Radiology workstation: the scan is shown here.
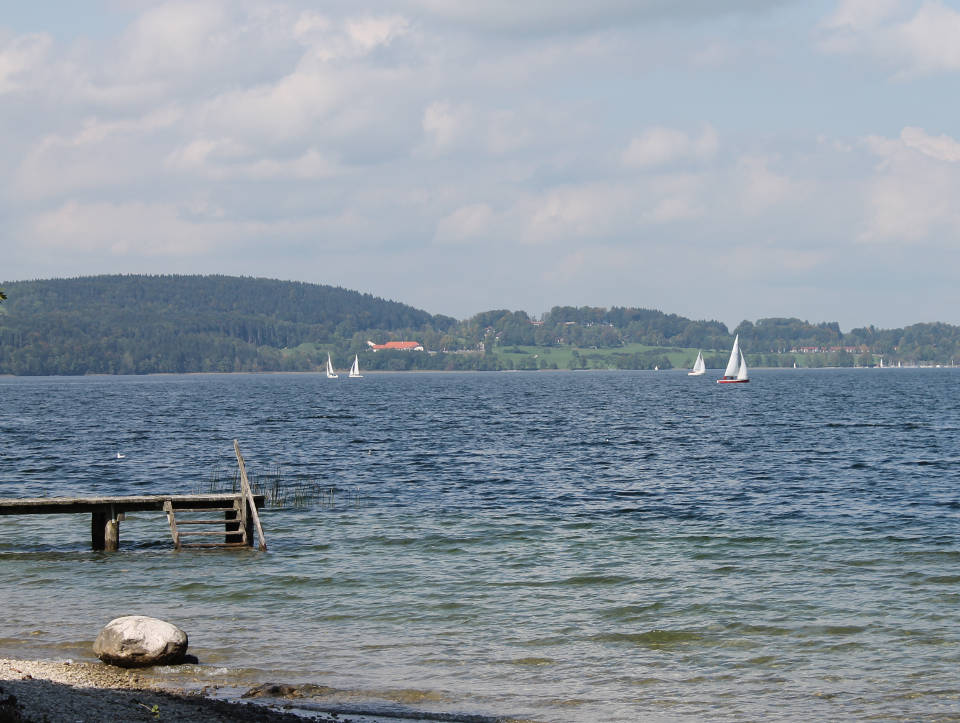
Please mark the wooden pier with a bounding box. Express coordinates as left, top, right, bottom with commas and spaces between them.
0, 441, 267, 552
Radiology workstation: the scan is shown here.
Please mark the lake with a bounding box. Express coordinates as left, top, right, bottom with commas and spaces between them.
1, 369, 958, 721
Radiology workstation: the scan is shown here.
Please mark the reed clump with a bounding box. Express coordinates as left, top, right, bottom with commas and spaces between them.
196, 465, 361, 509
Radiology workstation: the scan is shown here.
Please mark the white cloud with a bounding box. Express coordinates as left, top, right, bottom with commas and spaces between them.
434, 203, 496, 244
732, 155, 802, 213
294, 11, 410, 62
820, 0, 960, 75
622, 125, 718, 168
346, 15, 411, 53
22, 198, 367, 258
13, 109, 182, 200
421, 101, 533, 156
900, 126, 960, 162
422, 101, 469, 150
118, 1, 229, 79
519, 184, 635, 244
893, 1, 960, 73
859, 127, 960, 244
822, 0, 904, 31
27, 200, 226, 255
0, 32, 51, 94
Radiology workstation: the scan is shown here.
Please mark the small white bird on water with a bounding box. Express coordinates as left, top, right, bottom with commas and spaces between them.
116, 452, 125, 459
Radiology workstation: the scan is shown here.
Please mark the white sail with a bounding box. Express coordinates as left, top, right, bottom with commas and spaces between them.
349, 354, 363, 378
736, 350, 749, 381
326, 353, 338, 379
689, 351, 705, 375
723, 335, 740, 378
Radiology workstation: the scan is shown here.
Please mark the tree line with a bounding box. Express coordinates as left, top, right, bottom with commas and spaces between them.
0, 275, 958, 375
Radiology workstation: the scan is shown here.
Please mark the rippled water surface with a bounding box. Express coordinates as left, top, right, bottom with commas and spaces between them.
1, 369, 959, 721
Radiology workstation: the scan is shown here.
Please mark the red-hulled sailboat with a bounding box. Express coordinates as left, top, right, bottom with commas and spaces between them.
717, 334, 749, 384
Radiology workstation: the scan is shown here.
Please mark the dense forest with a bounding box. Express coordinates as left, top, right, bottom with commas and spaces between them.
0, 275, 958, 375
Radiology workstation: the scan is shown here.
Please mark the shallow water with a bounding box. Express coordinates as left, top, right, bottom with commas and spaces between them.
1, 369, 959, 721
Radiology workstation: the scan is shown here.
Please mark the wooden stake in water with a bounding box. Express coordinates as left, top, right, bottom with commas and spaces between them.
234, 440, 267, 551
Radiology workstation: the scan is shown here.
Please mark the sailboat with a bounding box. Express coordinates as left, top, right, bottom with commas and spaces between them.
688, 351, 706, 376
348, 354, 363, 378
326, 353, 338, 379
717, 335, 749, 384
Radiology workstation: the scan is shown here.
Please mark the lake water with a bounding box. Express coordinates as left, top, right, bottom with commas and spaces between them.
1, 369, 958, 721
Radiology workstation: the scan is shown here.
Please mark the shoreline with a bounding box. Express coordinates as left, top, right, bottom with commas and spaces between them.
0, 658, 513, 723
0, 658, 343, 722
2, 365, 953, 380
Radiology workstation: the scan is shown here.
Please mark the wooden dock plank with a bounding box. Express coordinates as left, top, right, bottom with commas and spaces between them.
0, 494, 265, 516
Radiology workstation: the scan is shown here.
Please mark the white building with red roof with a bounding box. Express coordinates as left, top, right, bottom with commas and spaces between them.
367, 340, 424, 351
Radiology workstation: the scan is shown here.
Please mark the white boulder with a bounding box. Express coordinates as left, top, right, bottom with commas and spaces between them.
93, 615, 188, 668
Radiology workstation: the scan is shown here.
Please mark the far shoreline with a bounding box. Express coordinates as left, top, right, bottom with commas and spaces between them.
1, 365, 954, 380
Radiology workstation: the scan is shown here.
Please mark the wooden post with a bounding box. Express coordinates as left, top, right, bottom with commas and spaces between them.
105, 504, 120, 551
234, 440, 267, 551
91, 509, 106, 550
163, 500, 181, 550
92, 505, 120, 550
244, 503, 254, 544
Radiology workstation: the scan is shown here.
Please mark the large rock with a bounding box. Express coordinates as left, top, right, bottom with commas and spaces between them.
93, 616, 188, 668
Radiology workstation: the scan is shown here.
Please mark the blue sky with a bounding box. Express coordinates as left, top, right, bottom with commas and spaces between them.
2, 0, 960, 330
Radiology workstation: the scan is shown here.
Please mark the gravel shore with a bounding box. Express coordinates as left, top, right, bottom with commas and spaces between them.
0, 658, 355, 722
0, 658, 519, 723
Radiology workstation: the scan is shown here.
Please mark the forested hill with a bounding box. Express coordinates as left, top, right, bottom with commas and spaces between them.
0, 275, 456, 375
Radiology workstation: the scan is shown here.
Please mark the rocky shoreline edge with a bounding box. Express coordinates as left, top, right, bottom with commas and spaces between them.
0, 657, 330, 722
0, 658, 521, 723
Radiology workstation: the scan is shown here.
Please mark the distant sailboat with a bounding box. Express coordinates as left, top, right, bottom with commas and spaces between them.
348, 354, 363, 378
688, 351, 706, 376
326, 353, 338, 379
717, 335, 749, 384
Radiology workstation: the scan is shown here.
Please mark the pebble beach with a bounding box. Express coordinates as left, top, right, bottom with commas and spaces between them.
0, 658, 330, 722
0, 658, 505, 723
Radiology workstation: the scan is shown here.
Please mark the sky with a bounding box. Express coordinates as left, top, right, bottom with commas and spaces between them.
2, 0, 960, 330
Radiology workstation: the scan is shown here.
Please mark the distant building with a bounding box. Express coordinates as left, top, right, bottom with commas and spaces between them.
367, 340, 424, 352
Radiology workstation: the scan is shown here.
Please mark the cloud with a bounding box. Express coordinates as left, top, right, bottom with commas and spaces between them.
433, 203, 496, 244
27, 200, 227, 255
519, 184, 637, 244
0, 32, 51, 94
900, 126, 960, 162
421, 101, 533, 156
622, 125, 718, 168
821, 0, 904, 31
733, 155, 801, 212
820, 0, 960, 76
859, 127, 960, 244
13, 109, 182, 200
119, 1, 228, 78
294, 10, 411, 61
22, 197, 371, 259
